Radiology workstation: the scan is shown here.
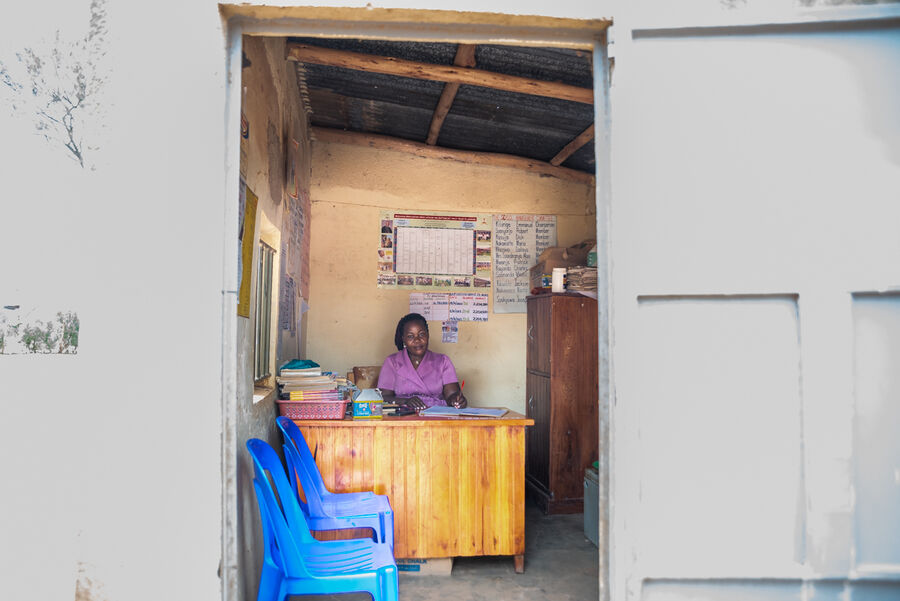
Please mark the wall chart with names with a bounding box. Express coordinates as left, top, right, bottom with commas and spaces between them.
492, 214, 557, 313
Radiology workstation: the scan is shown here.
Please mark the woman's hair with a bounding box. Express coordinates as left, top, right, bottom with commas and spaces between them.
394, 313, 428, 351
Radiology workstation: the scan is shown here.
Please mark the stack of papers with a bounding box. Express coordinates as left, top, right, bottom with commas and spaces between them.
420, 407, 507, 418
277, 373, 337, 393
565, 266, 597, 291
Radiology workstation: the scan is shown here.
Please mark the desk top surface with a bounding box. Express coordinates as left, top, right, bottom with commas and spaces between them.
291, 408, 533, 427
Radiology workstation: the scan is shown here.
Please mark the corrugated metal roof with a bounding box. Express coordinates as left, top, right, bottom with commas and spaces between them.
289, 37, 596, 174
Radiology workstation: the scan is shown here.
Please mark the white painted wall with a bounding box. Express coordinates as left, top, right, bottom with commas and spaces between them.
0, 2, 226, 600
610, 5, 900, 600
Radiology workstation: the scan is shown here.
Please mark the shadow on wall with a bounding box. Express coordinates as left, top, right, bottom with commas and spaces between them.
837, 26, 900, 167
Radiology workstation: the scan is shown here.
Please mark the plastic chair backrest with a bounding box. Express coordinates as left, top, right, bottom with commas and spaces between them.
281, 441, 329, 519
279, 439, 309, 513
252, 478, 299, 578
276, 416, 331, 501
246, 439, 318, 550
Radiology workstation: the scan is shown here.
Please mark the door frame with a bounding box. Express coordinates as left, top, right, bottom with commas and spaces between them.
220, 7, 613, 601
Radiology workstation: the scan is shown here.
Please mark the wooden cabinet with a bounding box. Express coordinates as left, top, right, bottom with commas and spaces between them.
525, 293, 598, 514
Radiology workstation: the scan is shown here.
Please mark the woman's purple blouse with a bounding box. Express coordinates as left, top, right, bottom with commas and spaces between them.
377, 349, 459, 408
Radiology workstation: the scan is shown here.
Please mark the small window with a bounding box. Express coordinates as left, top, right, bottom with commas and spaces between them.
254, 241, 275, 382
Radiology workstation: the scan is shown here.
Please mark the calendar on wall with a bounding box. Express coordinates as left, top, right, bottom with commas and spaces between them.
376, 210, 493, 290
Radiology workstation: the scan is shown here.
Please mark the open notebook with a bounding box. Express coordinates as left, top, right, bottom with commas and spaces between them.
420, 406, 507, 418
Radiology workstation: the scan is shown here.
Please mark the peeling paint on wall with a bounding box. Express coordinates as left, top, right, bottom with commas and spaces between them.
0, 304, 78, 354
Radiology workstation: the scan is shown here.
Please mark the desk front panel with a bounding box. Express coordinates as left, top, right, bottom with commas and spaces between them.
294, 415, 530, 559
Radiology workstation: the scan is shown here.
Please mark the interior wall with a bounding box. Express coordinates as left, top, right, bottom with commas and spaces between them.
306, 141, 595, 414
231, 35, 312, 601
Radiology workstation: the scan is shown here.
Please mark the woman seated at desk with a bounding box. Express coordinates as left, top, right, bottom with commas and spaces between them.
378, 312, 467, 411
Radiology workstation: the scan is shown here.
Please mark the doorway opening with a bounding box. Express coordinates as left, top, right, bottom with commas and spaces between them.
222, 7, 612, 601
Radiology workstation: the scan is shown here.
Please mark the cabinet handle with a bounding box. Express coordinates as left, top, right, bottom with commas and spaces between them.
528, 396, 533, 412
527, 325, 533, 341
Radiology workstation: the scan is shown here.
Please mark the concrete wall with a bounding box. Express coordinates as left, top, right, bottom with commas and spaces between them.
229, 35, 312, 601
306, 140, 595, 414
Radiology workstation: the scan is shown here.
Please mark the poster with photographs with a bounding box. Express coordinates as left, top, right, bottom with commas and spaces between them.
377, 211, 493, 290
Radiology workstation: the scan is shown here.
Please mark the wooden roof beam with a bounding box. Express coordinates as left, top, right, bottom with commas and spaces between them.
286, 42, 593, 105
549, 124, 595, 166
426, 44, 477, 146
312, 126, 594, 185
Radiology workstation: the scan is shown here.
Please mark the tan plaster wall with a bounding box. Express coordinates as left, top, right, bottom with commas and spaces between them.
235, 35, 313, 601
307, 141, 595, 414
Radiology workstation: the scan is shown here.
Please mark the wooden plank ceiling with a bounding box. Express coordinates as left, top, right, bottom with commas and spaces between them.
287, 37, 597, 179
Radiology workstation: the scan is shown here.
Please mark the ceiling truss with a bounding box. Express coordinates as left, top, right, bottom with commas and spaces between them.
287, 41, 597, 178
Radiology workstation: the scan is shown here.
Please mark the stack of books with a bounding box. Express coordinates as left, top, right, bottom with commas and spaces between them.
565, 266, 598, 291
277, 359, 339, 398
286, 389, 343, 402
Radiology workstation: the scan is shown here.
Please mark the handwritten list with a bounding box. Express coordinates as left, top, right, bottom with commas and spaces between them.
449, 293, 489, 322
408, 292, 488, 322
492, 214, 557, 313
409, 292, 450, 321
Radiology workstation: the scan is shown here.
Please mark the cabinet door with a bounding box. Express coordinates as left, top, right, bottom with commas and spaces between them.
527, 296, 551, 374
549, 295, 596, 379
525, 370, 551, 492
549, 295, 599, 502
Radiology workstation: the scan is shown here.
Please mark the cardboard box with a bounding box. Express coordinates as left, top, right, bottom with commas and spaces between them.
396, 557, 454, 576
352, 365, 382, 389
352, 399, 382, 419
529, 239, 594, 292
352, 388, 383, 419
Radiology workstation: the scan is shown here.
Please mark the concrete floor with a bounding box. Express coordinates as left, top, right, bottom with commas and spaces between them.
293, 499, 599, 600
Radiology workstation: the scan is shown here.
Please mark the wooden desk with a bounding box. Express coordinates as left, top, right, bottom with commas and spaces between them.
292, 411, 533, 572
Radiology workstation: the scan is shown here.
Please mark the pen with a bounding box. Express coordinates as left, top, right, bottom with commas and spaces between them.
454, 381, 465, 408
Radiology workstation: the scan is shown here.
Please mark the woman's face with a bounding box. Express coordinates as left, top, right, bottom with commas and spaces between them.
402, 321, 429, 360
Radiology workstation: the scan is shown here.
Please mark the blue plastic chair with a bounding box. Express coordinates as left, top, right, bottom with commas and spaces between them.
246, 439, 399, 601
275, 416, 395, 549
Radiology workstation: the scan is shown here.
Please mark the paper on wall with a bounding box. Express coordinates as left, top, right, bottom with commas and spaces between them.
409, 293, 487, 322
449, 293, 489, 322
441, 321, 458, 343
409, 292, 450, 321
492, 214, 556, 313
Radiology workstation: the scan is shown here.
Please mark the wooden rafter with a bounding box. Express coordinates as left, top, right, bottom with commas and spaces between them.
312, 127, 594, 185
550, 124, 595, 166
286, 43, 593, 105
426, 44, 477, 146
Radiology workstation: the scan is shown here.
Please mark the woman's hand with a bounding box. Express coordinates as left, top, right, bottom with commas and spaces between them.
442, 382, 467, 408
447, 391, 467, 409
403, 396, 427, 411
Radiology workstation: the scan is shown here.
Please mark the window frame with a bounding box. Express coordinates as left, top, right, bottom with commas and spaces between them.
254, 239, 276, 383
